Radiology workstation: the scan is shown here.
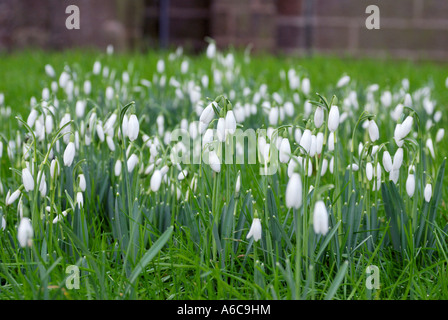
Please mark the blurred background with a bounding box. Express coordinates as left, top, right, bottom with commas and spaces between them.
0, 0, 448, 61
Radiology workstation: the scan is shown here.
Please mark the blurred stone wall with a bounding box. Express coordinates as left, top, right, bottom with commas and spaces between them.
1, 0, 448, 60
0, 0, 143, 51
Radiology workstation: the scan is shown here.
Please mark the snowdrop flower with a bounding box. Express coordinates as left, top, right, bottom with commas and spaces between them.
314, 106, 324, 128
235, 172, 241, 194
328, 105, 340, 132
105, 86, 114, 101
316, 132, 324, 155
436, 128, 445, 143
313, 200, 329, 235
50, 159, 60, 179
157, 59, 165, 73
337, 75, 350, 88
406, 172, 415, 197
63, 142, 76, 167
382, 151, 393, 172
225, 110, 237, 135
294, 128, 302, 145
368, 119, 379, 142
284, 101, 294, 117
426, 138, 435, 159
404, 93, 412, 106
22, 168, 34, 192
72, 99, 84, 118
381, 91, 392, 107
127, 154, 139, 173
285, 173, 303, 209
127, 114, 140, 142
309, 135, 317, 157
299, 129, 312, 154
328, 132, 335, 151
329, 156, 334, 174
347, 163, 359, 171
157, 115, 165, 137
389, 169, 399, 184
206, 42, 216, 59
37, 170, 46, 197
217, 118, 225, 142
76, 191, 84, 208
279, 138, 291, 163
366, 162, 373, 181
392, 148, 404, 171
246, 217, 262, 242
150, 169, 163, 192
78, 174, 86, 192
268, 107, 279, 126
434, 110, 442, 123
27, 109, 38, 128
45, 64, 56, 77
93, 61, 101, 75
301, 78, 310, 95
106, 135, 115, 151
400, 116, 413, 139
96, 123, 105, 142
1, 216, 5, 231
114, 160, 122, 177
321, 158, 328, 176
178, 170, 188, 180
84, 80, 92, 95
17, 217, 33, 248
424, 183, 432, 202
208, 150, 221, 173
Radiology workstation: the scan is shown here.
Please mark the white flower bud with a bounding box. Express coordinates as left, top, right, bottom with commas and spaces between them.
366, 162, 373, 181
368, 120, 379, 142
128, 114, 140, 142
150, 169, 163, 192
208, 150, 221, 173
17, 217, 33, 248
22, 168, 34, 192
78, 174, 86, 192
406, 173, 415, 197
279, 138, 291, 163
63, 142, 76, 167
114, 160, 122, 177
313, 200, 329, 235
285, 173, 303, 209
328, 105, 340, 132
424, 183, 432, 202
392, 148, 403, 171
383, 151, 393, 172
225, 110, 237, 134
314, 106, 324, 128
246, 218, 262, 242
299, 129, 312, 154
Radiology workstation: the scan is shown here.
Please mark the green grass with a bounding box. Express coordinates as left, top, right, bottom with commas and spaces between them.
0, 48, 447, 300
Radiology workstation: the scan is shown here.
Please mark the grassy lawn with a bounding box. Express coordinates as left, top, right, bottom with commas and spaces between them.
0, 47, 448, 300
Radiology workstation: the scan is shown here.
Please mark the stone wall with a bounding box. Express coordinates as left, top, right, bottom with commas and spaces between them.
1, 0, 448, 61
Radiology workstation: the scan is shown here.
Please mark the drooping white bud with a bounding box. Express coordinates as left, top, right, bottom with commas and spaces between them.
127, 114, 140, 142
150, 169, 163, 192
63, 142, 76, 167
22, 168, 34, 192
313, 200, 329, 235
424, 183, 432, 202
406, 173, 415, 197
382, 151, 393, 172
246, 218, 262, 242
328, 105, 340, 132
285, 173, 303, 209
17, 217, 33, 248
314, 106, 324, 129
368, 120, 379, 142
